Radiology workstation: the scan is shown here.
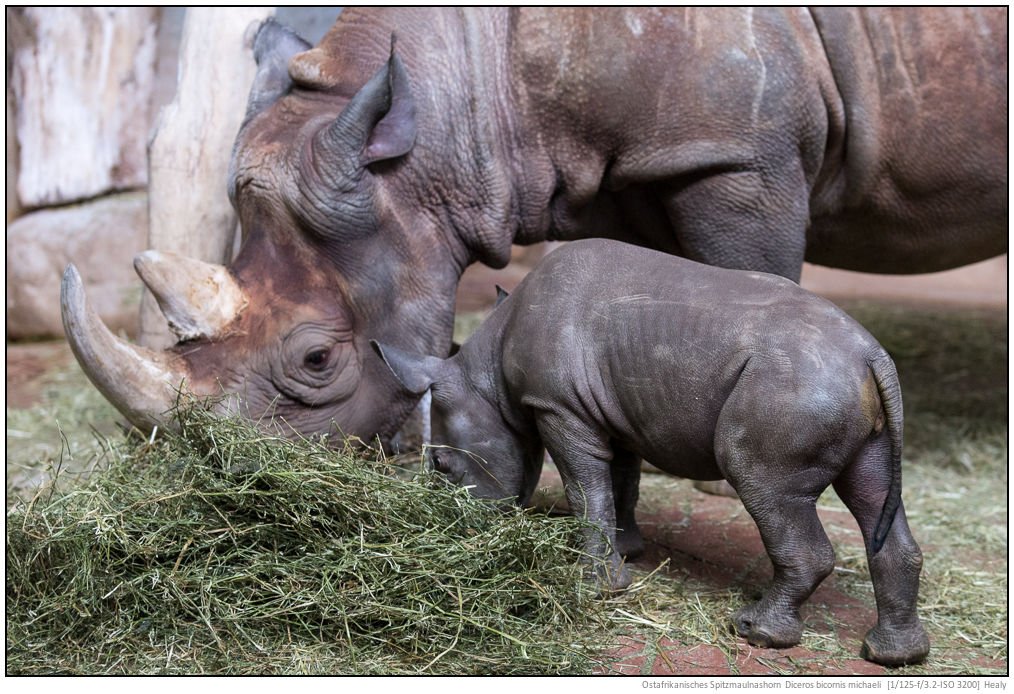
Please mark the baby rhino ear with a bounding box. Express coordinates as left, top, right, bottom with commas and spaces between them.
370, 340, 445, 396
493, 284, 510, 309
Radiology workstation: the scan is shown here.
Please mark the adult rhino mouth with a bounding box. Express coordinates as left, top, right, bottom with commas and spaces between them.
60, 251, 247, 434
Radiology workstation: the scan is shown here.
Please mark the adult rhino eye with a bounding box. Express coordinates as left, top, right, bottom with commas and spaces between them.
273, 322, 357, 403
304, 348, 330, 369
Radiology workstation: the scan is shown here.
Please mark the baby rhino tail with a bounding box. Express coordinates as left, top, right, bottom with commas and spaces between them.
867, 352, 904, 554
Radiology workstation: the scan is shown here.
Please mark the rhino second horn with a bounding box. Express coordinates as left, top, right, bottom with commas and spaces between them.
61, 263, 189, 434
133, 251, 248, 342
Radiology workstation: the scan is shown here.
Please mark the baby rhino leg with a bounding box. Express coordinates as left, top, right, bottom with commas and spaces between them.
728, 479, 835, 648
715, 363, 846, 649
833, 434, 929, 666
538, 414, 631, 592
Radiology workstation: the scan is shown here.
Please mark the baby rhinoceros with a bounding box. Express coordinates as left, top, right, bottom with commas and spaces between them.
371, 238, 929, 666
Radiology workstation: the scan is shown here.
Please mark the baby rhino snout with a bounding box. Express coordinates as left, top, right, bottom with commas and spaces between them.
425, 447, 524, 509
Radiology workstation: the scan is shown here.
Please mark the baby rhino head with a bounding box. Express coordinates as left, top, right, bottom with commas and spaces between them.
370, 340, 543, 504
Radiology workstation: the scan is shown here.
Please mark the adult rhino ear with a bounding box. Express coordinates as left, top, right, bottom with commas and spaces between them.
370, 340, 444, 396
314, 35, 417, 173
245, 19, 312, 121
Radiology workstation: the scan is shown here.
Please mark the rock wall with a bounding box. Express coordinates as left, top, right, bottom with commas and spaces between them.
6, 17, 22, 226
10, 8, 157, 208
6, 8, 160, 340
6, 193, 149, 340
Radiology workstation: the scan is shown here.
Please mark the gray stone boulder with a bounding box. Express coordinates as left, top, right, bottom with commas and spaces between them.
9, 8, 157, 208
6, 192, 148, 340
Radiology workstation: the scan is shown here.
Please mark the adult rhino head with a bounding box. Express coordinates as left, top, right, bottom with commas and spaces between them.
62, 14, 498, 445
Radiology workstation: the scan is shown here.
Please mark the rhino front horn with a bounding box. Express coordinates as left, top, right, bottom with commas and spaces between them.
134, 250, 247, 342
61, 263, 189, 434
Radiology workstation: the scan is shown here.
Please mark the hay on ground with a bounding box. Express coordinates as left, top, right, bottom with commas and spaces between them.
6, 400, 610, 675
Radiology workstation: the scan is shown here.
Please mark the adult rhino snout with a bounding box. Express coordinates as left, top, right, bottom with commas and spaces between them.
61, 263, 190, 434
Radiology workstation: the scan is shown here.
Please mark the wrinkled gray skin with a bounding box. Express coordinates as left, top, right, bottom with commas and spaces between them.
374, 239, 930, 667
62, 7, 1006, 447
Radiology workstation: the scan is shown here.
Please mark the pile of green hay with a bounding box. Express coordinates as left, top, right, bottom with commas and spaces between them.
6, 402, 609, 675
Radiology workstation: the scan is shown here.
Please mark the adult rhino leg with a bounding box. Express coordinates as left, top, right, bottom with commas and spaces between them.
832, 434, 929, 666
660, 166, 809, 282
611, 447, 644, 561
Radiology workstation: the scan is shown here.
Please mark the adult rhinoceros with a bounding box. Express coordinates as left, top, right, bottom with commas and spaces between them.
62, 7, 1007, 445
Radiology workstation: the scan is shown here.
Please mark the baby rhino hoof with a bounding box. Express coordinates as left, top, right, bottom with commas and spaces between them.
733, 605, 803, 650
861, 622, 930, 666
